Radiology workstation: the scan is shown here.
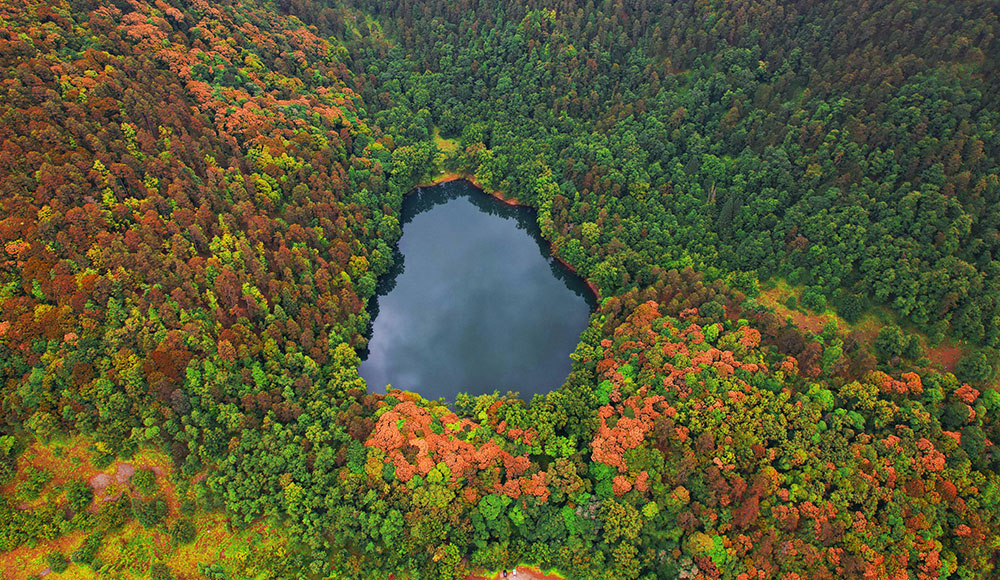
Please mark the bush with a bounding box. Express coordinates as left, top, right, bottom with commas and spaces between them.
199, 563, 229, 580
132, 498, 167, 528
132, 468, 158, 497
171, 519, 197, 544
927, 320, 948, 347
150, 562, 174, 580
95, 495, 131, 532
65, 480, 94, 513
16, 467, 52, 502
903, 336, 924, 361
46, 552, 68, 573
180, 498, 197, 516
0, 436, 21, 484
71, 534, 102, 565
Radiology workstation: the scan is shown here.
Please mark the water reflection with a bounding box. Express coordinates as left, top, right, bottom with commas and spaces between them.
359, 180, 596, 402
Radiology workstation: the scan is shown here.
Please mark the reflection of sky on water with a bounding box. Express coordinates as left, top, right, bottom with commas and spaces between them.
359, 181, 595, 402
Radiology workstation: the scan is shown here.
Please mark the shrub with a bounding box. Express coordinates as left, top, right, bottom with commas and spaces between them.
46, 552, 68, 573
0, 436, 21, 484
16, 467, 52, 502
171, 519, 197, 544
71, 534, 102, 565
65, 480, 94, 513
132, 498, 167, 528
132, 468, 158, 497
150, 562, 174, 580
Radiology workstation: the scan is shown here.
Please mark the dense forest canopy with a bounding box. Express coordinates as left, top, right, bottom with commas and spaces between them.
330, 0, 1000, 350
0, 0, 999, 578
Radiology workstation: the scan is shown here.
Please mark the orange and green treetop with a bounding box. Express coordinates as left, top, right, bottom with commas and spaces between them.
1, 0, 999, 578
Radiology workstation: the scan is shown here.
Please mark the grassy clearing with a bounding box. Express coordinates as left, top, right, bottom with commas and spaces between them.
170, 515, 285, 579
758, 279, 874, 336
1, 435, 93, 508
0, 530, 90, 580
0, 437, 286, 580
433, 126, 460, 156
758, 279, 971, 375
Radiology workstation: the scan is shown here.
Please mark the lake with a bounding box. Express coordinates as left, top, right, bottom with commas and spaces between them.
359, 180, 596, 402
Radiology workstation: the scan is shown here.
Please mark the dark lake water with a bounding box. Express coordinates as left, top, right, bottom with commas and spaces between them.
359, 180, 596, 402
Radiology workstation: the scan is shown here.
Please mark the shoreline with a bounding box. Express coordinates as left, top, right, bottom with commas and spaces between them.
410, 172, 602, 302
551, 252, 602, 303
413, 172, 526, 207
465, 565, 566, 580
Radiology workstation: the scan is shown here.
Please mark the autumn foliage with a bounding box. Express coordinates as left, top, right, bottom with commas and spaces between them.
2, 0, 1000, 578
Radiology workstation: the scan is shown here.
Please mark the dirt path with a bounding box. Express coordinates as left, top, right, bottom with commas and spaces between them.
466, 566, 564, 580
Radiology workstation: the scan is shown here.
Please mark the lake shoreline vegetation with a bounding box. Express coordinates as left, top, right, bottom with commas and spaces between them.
1, 0, 999, 579
409, 173, 604, 301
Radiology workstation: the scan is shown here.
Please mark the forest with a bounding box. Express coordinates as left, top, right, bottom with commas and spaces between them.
0, 0, 999, 578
